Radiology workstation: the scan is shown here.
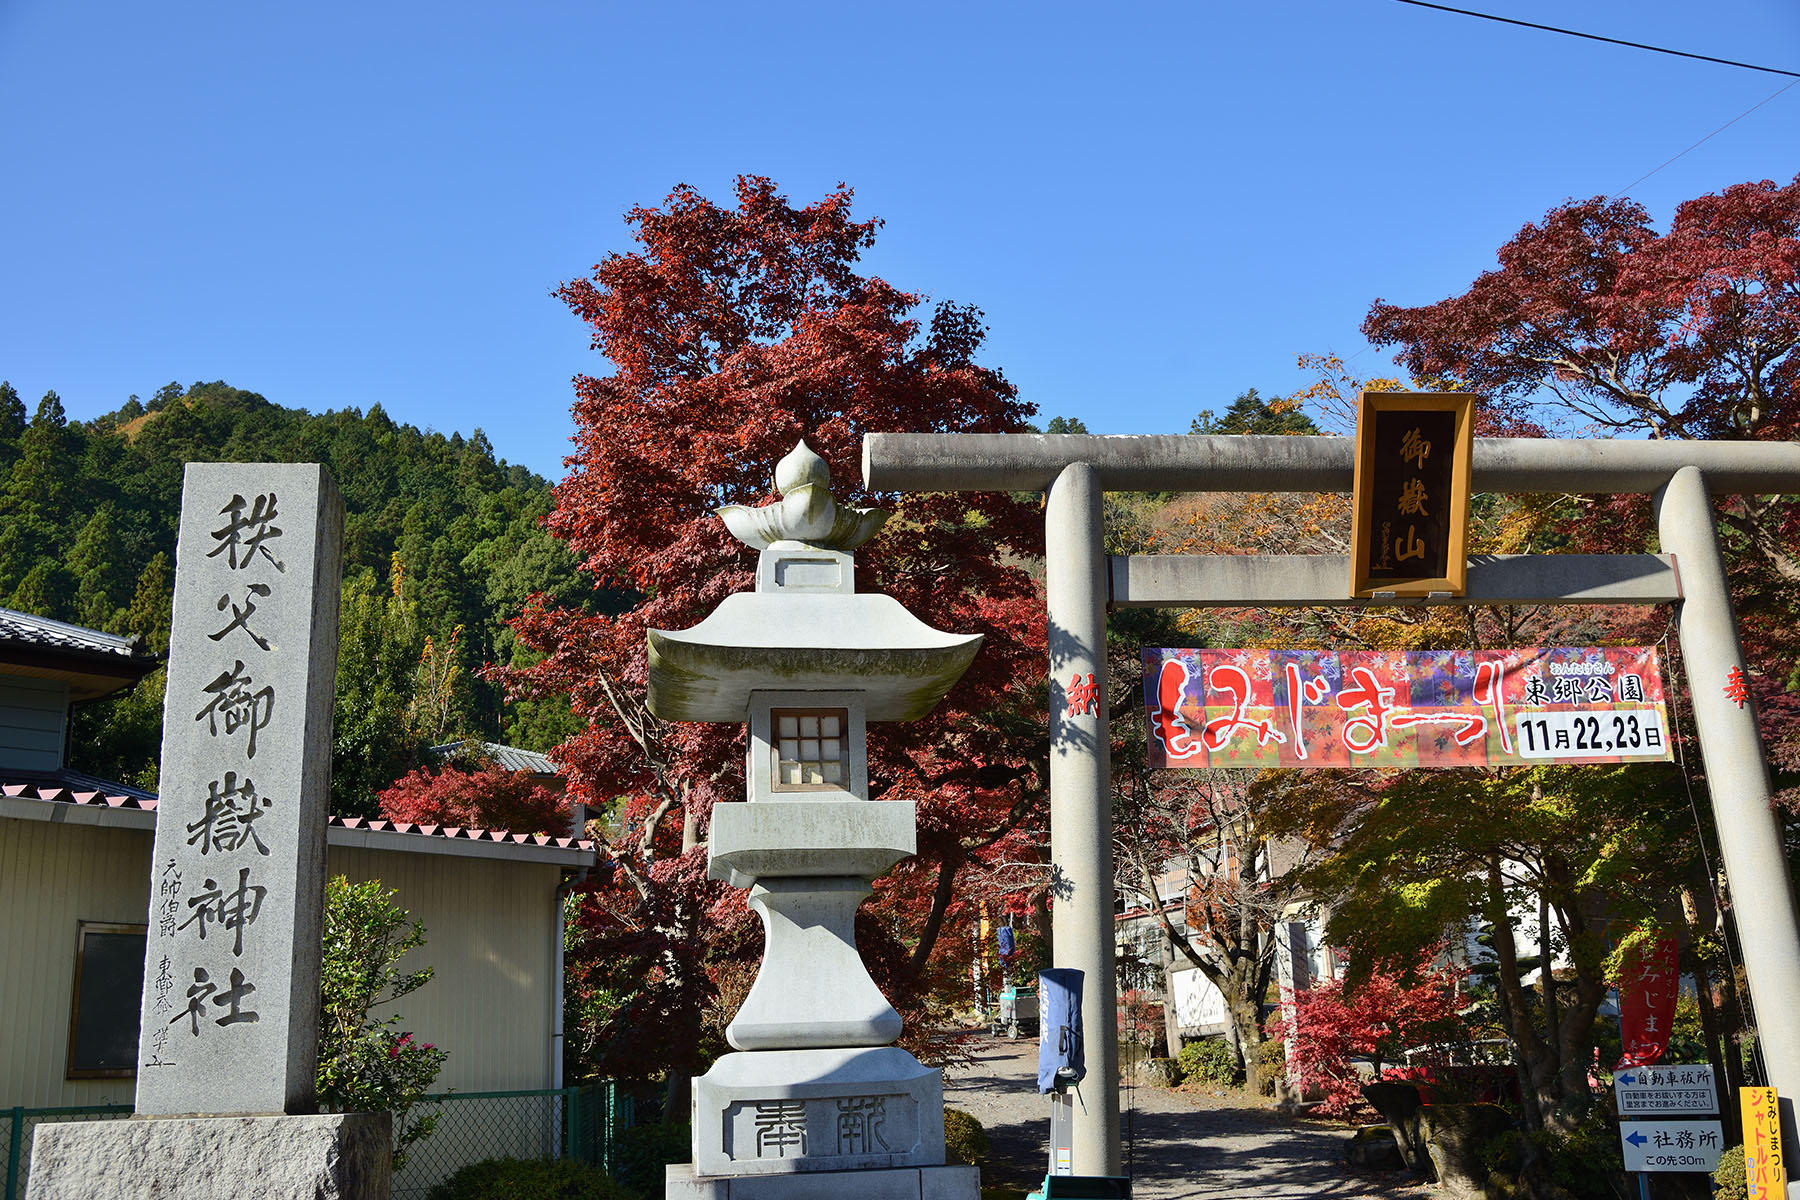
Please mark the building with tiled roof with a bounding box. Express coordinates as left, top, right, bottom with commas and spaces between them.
0, 606, 160, 776
428, 738, 562, 778
0, 606, 160, 670
0, 607, 598, 1197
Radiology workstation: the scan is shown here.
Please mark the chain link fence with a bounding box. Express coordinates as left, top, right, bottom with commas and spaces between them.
392, 1082, 632, 1198
3, 1083, 630, 1200
3, 1104, 132, 1200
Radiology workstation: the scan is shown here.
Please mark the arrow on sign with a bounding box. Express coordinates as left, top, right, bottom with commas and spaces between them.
1626, 1131, 1648, 1147
1618, 1074, 1636, 1085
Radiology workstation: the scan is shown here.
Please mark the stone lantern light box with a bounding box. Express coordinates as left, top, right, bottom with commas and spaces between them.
647, 441, 984, 1199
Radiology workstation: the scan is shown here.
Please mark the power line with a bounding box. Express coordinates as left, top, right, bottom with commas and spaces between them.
1390, 0, 1800, 78
1610, 78, 1799, 198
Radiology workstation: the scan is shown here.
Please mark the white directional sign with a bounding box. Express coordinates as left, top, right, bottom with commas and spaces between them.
1613, 1064, 1718, 1116
1619, 1120, 1726, 1172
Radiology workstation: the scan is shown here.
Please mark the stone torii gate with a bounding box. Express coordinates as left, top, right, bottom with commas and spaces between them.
865, 432, 1800, 1188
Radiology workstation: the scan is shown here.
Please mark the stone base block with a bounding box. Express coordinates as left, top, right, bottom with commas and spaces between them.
666, 1162, 979, 1199
693, 1046, 944, 1176
709, 801, 915, 887
26, 1111, 391, 1200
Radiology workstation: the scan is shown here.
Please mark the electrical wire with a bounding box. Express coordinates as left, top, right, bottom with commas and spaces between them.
1390, 0, 1800, 78
1658, 629, 1758, 1041
1390, 1, 1800, 206
1609, 79, 1800, 198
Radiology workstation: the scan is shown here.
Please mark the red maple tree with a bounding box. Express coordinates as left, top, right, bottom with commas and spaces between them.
376, 761, 568, 836
1362, 173, 1800, 810
1266, 956, 1468, 1119
1362, 175, 1800, 576
493, 177, 1047, 1086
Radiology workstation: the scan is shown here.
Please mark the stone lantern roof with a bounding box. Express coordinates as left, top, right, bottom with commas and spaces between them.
645, 441, 982, 723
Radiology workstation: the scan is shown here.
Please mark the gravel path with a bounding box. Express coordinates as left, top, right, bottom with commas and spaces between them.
942, 1036, 1431, 1199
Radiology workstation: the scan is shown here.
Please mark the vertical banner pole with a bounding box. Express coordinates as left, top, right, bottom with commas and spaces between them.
1657, 465, 1800, 1195
1045, 462, 1120, 1175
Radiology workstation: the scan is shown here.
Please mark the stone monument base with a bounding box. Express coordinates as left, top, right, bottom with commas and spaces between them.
665, 1162, 980, 1199
25, 1111, 391, 1200
693, 1045, 945, 1176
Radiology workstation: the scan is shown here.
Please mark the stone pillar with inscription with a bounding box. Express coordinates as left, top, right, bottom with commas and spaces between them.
647, 442, 983, 1200
27, 464, 390, 1200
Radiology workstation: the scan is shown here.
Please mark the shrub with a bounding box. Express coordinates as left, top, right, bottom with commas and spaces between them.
1117, 988, 1165, 1053
318, 876, 448, 1170
1177, 1038, 1243, 1087
1256, 1038, 1286, 1096
614, 1122, 691, 1198
1483, 1104, 1621, 1199
945, 1107, 989, 1164
1713, 1144, 1747, 1200
424, 1157, 634, 1200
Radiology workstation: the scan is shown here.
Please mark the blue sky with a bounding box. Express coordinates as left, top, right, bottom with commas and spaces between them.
2, 1, 1796, 481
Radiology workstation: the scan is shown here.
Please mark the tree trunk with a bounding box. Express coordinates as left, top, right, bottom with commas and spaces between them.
1690, 952, 1739, 1144
1494, 979, 1542, 1130
1031, 886, 1054, 968
1537, 890, 1563, 1085
1709, 896, 1752, 1096
906, 856, 959, 975
664, 1070, 691, 1125
1160, 928, 1184, 1058
1486, 864, 1557, 1127
1681, 885, 1739, 1143
1228, 989, 1267, 1094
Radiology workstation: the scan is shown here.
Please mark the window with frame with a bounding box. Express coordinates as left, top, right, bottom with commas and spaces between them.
772, 708, 848, 790
68, 921, 146, 1078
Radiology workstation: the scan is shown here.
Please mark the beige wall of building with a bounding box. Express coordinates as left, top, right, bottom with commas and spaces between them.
0, 814, 151, 1108
0, 801, 582, 1109
328, 845, 563, 1095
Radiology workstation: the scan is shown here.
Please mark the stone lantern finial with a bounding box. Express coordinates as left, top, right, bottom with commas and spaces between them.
716, 440, 889, 551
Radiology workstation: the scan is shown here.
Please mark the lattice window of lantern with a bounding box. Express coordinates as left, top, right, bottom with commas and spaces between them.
772, 708, 848, 790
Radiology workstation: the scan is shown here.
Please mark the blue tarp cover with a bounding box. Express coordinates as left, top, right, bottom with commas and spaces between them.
1037, 967, 1085, 1093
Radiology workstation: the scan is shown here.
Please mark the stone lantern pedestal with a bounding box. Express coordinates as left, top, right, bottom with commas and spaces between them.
648, 443, 982, 1200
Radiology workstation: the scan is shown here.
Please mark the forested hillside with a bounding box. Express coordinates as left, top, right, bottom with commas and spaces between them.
0, 378, 597, 814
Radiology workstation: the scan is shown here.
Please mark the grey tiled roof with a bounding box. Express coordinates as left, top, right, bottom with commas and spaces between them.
1, 776, 594, 852
428, 739, 561, 776
0, 606, 151, 660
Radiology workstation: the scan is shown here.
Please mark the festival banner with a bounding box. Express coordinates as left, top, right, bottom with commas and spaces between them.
1616, 935, 1680, 1069
1144, 646, 1673, 770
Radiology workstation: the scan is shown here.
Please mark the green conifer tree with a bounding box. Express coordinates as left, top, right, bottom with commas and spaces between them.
69, 505, 127, 632
0, 381, 27, 470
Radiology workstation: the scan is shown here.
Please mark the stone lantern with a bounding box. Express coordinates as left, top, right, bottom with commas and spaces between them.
649, 441, 983, 1200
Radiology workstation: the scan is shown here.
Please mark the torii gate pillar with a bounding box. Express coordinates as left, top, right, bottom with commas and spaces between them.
1045, 463, 1120, 1175
1658, 466, 1800, 1144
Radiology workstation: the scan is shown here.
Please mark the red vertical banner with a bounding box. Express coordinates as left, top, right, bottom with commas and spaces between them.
1617, 936, 1680, 1069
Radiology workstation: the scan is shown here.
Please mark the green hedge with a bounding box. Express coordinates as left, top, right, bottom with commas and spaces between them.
613, 1122, 692, 1198
945, 1107, 988, 1165
1177, 1038, 1243, 1087
1713, 1144, 1747, 1200
423, 1157, 634, 1200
